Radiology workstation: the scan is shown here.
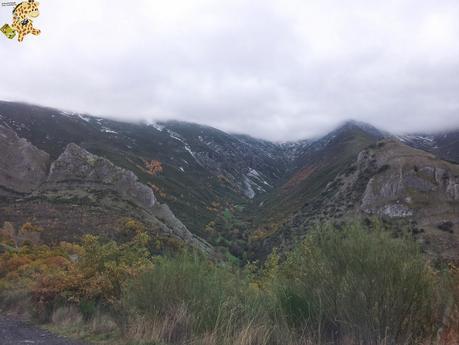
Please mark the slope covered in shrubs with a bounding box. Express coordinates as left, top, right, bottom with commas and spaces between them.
0, 221, 457, 345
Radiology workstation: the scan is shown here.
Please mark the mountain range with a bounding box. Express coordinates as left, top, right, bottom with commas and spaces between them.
0, 101, 458, 263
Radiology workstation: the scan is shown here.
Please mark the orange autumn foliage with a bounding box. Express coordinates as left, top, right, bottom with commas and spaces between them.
145, 160, 163, 176
0, 224, 152, 319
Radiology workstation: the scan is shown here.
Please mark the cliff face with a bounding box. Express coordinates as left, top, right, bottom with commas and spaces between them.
0, 125, 50, 195
360, 141, 459, 217
46, 143, 156, 210
0, 127, 210, 252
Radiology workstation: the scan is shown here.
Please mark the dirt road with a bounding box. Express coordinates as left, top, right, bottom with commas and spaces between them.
0, 316, 88, 345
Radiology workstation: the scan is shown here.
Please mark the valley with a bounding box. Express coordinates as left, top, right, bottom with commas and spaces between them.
2, 1, 459, 343
0, 101, 458, 345
1, 101, 458, 263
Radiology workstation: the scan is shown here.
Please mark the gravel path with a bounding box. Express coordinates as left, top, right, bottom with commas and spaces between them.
0, 316, 88, 345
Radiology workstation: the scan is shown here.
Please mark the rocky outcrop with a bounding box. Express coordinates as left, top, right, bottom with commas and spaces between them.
0, 129, 210, 253
0, 125, 49, 194
340, 140, 459, 263
359, 141, 459, 218
46, 143, 156, 210
298, 139, 459, 263
446, 177, 459, 200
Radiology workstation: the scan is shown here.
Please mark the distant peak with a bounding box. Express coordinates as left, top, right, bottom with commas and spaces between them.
333, 120, 388, 139
341, 119, 376, 130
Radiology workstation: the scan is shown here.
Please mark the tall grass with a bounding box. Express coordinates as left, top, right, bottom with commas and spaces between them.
124, 251, 269, 342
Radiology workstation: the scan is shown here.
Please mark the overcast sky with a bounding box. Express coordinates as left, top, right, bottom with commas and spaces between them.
1, 0, 459, 141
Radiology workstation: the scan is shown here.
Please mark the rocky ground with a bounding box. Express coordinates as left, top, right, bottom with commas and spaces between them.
0, 316, 87, 345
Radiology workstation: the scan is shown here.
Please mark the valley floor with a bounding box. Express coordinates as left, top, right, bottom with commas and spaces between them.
0, 316, 88, 345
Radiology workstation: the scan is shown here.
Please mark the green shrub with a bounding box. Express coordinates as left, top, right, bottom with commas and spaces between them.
1, 221, 454, 345
274, 221, 443, 345
125, 251, 261, 334
79, 299, 97, 321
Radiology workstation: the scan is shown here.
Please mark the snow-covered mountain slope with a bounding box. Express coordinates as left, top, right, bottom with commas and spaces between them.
398, 131, 459, 163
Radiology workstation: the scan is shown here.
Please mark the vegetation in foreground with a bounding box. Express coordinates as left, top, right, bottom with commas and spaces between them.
0, 220, 458, 345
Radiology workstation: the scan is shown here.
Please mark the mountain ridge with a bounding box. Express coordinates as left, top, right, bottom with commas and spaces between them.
2, 100, 457, 162
1, 100, 459, 262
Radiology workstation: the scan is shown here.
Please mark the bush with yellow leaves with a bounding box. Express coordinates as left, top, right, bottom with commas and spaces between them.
0, 224, 152, 322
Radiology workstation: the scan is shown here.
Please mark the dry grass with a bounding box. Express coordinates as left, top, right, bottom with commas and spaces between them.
0, 287, 32, 318
51, 306, 83, 326
125, 305, 297, 345
44, 305, 459, 345
46, 306, 120, 344
126, 305, 192, 344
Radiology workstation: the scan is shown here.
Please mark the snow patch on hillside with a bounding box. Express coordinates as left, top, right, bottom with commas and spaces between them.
101, 127, 118, 134
60, 111, 76, 117
167, 129, 200, 163
248, 168, 271, 187
397, 135, 438, 149
147, 120, 164, 132
77, 114, 91, 123
243, 176, 256, 199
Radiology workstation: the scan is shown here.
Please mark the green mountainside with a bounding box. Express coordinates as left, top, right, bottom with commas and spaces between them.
1, 101, 458, 263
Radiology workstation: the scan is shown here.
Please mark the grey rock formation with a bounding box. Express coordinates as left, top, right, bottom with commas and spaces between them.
446, 178, 459, 201
151, 203, 212, 252
0, 129, 210, 253
314, 139, 459, 262
47, 143, 156, 210
359, 141, 459, 218
380, 203, 414, 218
0, 125, 50, 194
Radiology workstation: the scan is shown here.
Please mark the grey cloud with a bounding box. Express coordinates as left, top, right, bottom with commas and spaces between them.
0, 0, 459, 141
